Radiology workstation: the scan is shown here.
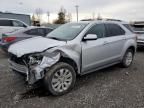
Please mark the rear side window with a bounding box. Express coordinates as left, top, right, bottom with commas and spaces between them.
25, 28, 45, 36
37, 28, 45, 36
45, 28, 53, 35
25, 29, 38, 35
105, 24, 125, 37
0, 20, 12, 26
86, 24, 105, 38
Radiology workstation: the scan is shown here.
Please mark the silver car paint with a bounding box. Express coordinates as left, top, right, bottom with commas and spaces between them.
8, 21, 137, 84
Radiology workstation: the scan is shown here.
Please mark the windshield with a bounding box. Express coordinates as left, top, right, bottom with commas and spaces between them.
47, 23, 88, 40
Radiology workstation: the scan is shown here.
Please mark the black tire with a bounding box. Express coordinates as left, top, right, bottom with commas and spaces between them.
44, 62, 76, 96
121, 49, 134, 68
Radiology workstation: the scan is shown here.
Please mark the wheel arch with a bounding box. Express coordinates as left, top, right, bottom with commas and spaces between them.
59, 56, 79, 75
127, 46, 136, 54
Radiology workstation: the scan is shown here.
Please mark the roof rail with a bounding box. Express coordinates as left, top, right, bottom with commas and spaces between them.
80, 19, 95, 21
105, 18, 122, 22
80, 18, 122, 22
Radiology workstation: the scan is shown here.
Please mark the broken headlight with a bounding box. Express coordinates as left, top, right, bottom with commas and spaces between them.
28, 54, 43, 65
28, 49, 60, 65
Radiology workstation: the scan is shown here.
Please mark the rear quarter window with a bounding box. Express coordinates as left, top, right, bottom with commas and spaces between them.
105, 23, 125, 37
123, 24, 134, 32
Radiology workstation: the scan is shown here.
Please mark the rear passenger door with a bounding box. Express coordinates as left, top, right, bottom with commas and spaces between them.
104, 23, 126, 62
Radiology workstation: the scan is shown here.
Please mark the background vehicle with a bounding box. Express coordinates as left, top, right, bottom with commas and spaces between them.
0, 27, 53, 52
8, 20, 137, 96
132, 25, 144, 47
123, 22, 144, 47
0, 18, 29, 40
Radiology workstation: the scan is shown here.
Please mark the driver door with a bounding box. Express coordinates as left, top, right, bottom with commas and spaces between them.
81, 23, 110, 73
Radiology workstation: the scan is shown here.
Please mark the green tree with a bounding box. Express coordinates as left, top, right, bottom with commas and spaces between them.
35, 8, 43, 23
31, 14, 36, 22
54, 7, 67, 24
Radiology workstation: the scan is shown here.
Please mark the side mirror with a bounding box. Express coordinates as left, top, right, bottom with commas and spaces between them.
83, 34, 98, 41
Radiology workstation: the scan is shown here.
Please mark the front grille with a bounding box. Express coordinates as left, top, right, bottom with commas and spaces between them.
9, 59, 28, 74
9, 53, 25, 65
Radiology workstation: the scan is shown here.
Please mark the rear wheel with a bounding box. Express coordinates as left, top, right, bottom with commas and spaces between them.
44, 62, 76, 96
121, 49, 134, 68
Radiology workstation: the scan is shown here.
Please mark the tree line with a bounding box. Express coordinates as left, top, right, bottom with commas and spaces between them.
32, 7, 72, 24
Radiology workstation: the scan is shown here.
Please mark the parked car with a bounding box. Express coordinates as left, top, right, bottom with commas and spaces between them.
131, 25, 144, 47
122, 23, 144, 47
8, 20, 137, 96
0, 26, 54, 52
0, 18, 29, 40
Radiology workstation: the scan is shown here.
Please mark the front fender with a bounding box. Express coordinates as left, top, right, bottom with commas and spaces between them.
47, 45, 81, 74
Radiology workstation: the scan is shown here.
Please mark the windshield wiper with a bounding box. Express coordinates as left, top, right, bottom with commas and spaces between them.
48, 37, 65, 41
48, 37, 60, 40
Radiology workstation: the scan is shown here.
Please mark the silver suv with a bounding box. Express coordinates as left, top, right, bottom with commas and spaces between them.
8, 20, 137, 95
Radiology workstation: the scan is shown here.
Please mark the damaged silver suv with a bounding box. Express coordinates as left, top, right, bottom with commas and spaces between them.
8, 20, 137, 95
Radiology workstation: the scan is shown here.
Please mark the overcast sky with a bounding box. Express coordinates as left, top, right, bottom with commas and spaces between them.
0, 0, 144, 22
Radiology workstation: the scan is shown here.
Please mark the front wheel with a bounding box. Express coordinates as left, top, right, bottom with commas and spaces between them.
44, 62, 76, 96
121, 49, 134, 68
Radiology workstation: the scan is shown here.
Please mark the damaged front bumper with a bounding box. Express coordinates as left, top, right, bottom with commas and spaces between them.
9, 53, 60, 85
9, 59, 28, 74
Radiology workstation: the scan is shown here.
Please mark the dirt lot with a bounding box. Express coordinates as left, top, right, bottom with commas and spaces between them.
0, 49, 144, 108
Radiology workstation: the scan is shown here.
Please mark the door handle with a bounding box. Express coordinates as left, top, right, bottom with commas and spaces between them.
103, 41, 109, 45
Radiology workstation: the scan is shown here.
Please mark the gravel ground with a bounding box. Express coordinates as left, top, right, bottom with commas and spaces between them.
0, 49, 144, 108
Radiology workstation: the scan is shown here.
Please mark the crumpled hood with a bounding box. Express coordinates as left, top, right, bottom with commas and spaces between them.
8, 36, 66, 57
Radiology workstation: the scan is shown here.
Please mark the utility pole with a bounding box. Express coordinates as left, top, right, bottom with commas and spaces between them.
92, 12, 95, 20
47, 11, 50, 23
75, 5, 79, 22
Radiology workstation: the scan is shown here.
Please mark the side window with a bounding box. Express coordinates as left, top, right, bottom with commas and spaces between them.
37, 28, 45, 36
0, 20, 12, 26
105, 24, 125, 37
25, 29, 38, 35
12, 20, 25, 27
25, 28, 45, 36
45, 28, 53, 36
86, 24, 105, 38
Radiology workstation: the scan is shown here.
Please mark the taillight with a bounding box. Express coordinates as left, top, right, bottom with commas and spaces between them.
3, 36, 16, 43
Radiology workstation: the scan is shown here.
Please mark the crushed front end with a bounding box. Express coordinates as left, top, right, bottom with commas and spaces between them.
9, 52, 60, 84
